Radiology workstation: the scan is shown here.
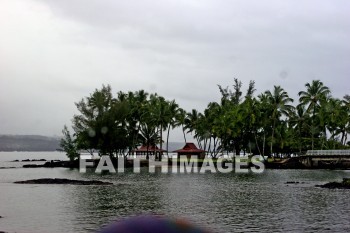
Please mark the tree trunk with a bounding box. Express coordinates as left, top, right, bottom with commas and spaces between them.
299, 126, 302, 153
262, 133, 266, 157
235, 144, 240, 156
196, 138, 202, 149
166, 124, 170, 155
159, 125, 163, 161
133, 123, 141, 150
270, 119, 276, 157
311, 105, 315, 150
341, 130, 345, 145
213, 137, 219, 158
207, 137, 212, 157
146, 140, 150, 159
254, 132, 263, 159
182, 125, 187, 143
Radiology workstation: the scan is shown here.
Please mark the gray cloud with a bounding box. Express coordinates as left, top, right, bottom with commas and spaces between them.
0, 0, 349, 140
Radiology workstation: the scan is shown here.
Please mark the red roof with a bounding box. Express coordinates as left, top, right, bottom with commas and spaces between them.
173, 143, 205, 153
133, 145, 167, 152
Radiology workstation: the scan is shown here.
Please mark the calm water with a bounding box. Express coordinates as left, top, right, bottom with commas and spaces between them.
0, 152, 350, 233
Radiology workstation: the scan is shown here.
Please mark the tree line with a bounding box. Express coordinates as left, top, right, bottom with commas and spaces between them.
61, 79, 350, 161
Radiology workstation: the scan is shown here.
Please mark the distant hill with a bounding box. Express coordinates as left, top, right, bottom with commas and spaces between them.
0, 134, 188, 152
0, 135, 61, 151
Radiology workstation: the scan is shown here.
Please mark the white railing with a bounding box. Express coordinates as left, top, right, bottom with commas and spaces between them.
306, 150, 350, 156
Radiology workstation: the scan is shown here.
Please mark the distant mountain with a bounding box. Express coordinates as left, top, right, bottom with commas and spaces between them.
0, 134, 189, 152
0, 135, 61, 151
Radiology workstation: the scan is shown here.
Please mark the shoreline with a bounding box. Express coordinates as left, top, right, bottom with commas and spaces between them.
12, 157, 350, 170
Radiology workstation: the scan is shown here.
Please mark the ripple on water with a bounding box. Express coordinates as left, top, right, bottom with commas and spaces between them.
0, 155, 350, 233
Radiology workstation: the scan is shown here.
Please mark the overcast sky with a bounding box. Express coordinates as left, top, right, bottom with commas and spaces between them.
0, 0, 349, 140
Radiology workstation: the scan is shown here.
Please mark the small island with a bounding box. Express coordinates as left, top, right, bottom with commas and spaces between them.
58, 81, 349, 167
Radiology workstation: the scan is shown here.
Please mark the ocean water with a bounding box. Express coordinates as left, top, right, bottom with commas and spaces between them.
0, 152, 350, 233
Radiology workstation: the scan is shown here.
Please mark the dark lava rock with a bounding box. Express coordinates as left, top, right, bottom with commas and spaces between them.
14, 159, 46, 162
316, 178, 350, 189
23, 164, 44, 168
14, 178, 113, 185
43, 160, 79, 168
22, 160, 79, 168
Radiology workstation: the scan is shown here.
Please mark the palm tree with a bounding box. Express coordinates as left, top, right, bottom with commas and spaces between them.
256, 93, 272, 157
185, 109, 200, 135
175, 108, 187, 143
139, 123, 159, 159
206, 102, 223, 156
129, 90, 149, 152
298, 80, 330, 150
265, 86, 294, 156
149, 95, 171, 160
193, 112, 209, 150
322, 97, 349, 148
166, 100, 179, 155
185, 109, 203, 148
88, 84, 113, 117
289, 104, 309, 153
340, 95, 350, 145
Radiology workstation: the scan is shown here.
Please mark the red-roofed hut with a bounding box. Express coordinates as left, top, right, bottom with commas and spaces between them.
132, 145, 167, 156
173, 142, 205, 159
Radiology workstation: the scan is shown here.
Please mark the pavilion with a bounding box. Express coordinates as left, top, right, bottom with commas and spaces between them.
132, 144, 167, 156
173, 142, 205, 159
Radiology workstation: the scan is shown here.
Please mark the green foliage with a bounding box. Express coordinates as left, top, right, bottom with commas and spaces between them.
184, 79, 349, 157
63, 85, 183, 159
60, 125, 79, 161
62, 80, 350, 160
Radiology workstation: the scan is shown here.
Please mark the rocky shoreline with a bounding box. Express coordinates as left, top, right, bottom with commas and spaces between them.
14, 157, 350, 170
22, 160, 79, 168
11, 159, 48, 162
14, 178, 113, 185
316, 178, 350, 189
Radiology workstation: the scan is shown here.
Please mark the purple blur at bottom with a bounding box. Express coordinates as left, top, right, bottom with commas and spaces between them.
98, 215, 211, 233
